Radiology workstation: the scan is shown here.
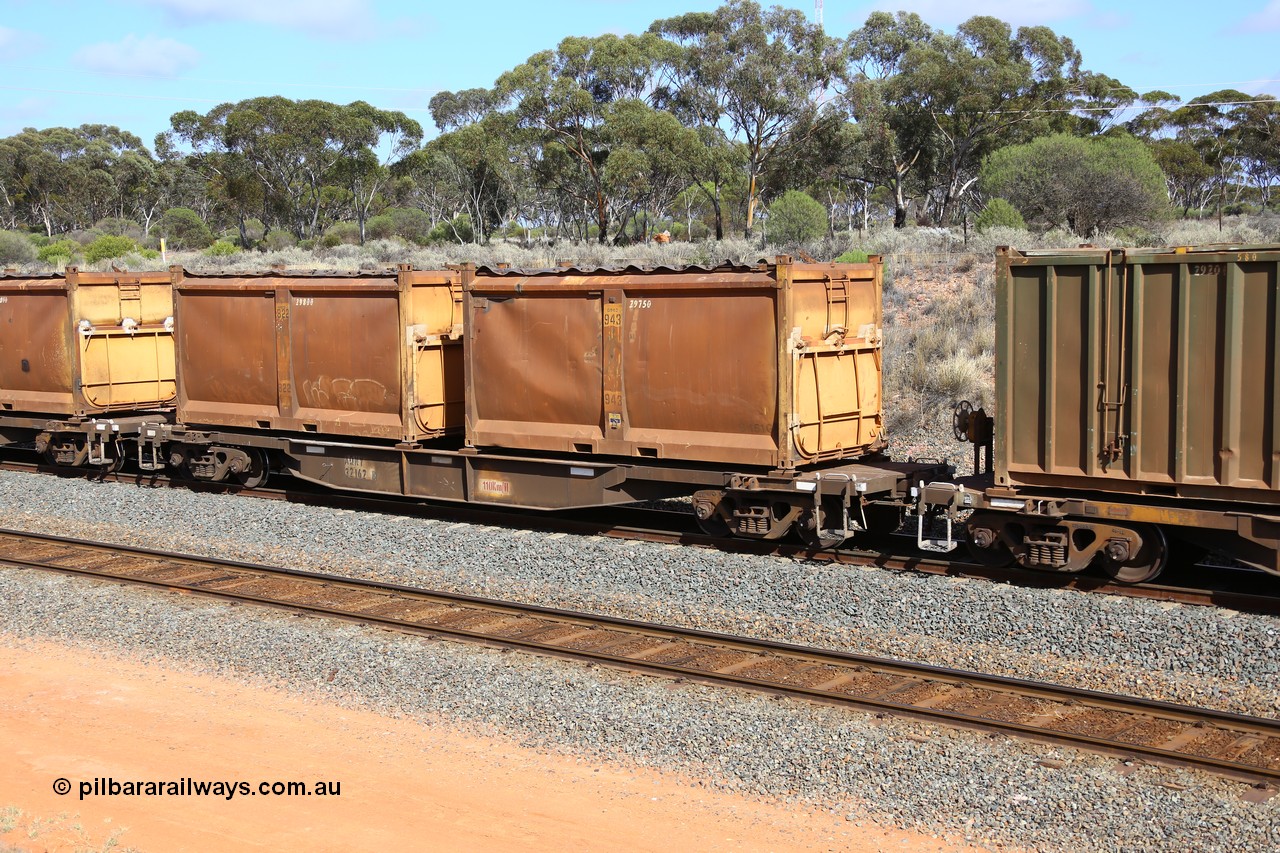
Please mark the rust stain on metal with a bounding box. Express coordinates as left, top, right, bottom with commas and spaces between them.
174, 267, 463, 442
0, 267, 175, 416
462, 258, 885, 468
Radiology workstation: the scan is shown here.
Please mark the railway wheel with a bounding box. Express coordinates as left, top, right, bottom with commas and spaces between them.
234, 448, 270, 490
693, 491, 732, 538
796, 508, 847, 550
1098, 524, 1167, 584
963, 515, 1014, 567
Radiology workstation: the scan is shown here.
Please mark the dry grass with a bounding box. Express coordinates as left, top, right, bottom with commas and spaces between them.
881, 259, 996, 436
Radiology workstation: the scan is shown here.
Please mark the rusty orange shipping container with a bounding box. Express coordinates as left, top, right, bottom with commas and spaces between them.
0, 267, 175, 416
461, 257, 884, 468
173, 265, 463, 441
997, 244, 1280, 505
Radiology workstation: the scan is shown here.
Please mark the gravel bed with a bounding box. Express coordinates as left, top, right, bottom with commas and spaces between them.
0, 469, 1275, 722
2, 570, 1276, 853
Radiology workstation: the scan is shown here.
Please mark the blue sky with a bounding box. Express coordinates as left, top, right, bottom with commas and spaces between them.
2, 0, 1278, 147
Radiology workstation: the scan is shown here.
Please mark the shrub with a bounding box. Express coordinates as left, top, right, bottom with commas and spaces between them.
835, 249, 870, 263
766, 190, 828, 245
429, 214, 474, 244
0, 231, 37, 265
157, 208, 214, 250
205, 240, 240, 256
263, 230, 298, 251
94, 217, 144, 240
975, 198, 1026, 232
84, 235, 138, 264
364, 215, 396, 241
384, 208, 433, 244
320, 221, 362, 248
37, 239, 81, 266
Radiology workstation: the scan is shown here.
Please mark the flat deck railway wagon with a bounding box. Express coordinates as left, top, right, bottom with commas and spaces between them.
145, 256, 942, 547
0, 266, 175, 469
927, 244, 1280, 581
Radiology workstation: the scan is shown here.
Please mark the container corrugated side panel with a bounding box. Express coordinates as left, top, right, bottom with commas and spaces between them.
997, 246, 1280, 505
176, 280, 282, 428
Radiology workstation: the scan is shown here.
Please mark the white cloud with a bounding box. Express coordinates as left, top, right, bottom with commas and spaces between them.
0, 26, 44, 57
860, 0, 1092, 29
135, 0, 375, 38
1236, 0, 1280, 32
0, 96, 53, 124
73, 34, 201, 78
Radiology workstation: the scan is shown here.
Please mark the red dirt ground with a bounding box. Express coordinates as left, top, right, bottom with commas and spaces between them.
0, 637, 1000, 852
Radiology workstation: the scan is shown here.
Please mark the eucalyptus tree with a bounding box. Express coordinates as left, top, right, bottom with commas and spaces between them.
1166, 90, 1253, 216
842, 14, 1097, 227
402, 113, 520, 244
1234, 94, 1280, 210
490, 32, 679, 241
650, 0, 841, 238
161, 98, 421, 242
980, 132, 1168, 234
840, 11, 939, 228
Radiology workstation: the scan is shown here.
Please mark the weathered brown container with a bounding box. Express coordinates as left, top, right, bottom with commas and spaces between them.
461, 257, 884, 468
0, 267, 175, 415
997, 244, 1280, 504
174, 265, 463, 441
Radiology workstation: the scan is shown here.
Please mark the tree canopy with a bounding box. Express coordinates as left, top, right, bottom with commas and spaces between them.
0, 2, 1276, 249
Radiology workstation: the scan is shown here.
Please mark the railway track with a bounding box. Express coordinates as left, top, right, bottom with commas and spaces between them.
3, 527, 1278, 790
5, 456, 1280, 617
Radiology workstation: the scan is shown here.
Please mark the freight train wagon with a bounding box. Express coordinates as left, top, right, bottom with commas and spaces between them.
0, 267, 175, 470
144, 257, 942, 547
923, 244, 1280, 581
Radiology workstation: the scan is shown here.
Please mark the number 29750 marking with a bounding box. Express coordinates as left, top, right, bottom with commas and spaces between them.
629, 298, 652, 309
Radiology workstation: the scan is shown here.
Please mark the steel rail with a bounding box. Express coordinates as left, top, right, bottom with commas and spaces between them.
2, 527, 1277, 789
4, 456, 1279, 617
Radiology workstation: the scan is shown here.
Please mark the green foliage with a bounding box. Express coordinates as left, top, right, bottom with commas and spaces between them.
0, 231, 37, 264
835, 249, 870, 263
981, 133, 1168, 234
384, 207, 432, 244
37, 239, 81, 265
320, 221, 362, 247
429, 214, 475, 244
157, 207, 214, 250
138, 248, 161, 259
975, 198, 1026, 231
263, 230, 298, 251
205, 239, 240, 256
94, 217, 144, 239
364, 214, 396, 240
766, 190, 828, 245
84, 235, 138, 264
